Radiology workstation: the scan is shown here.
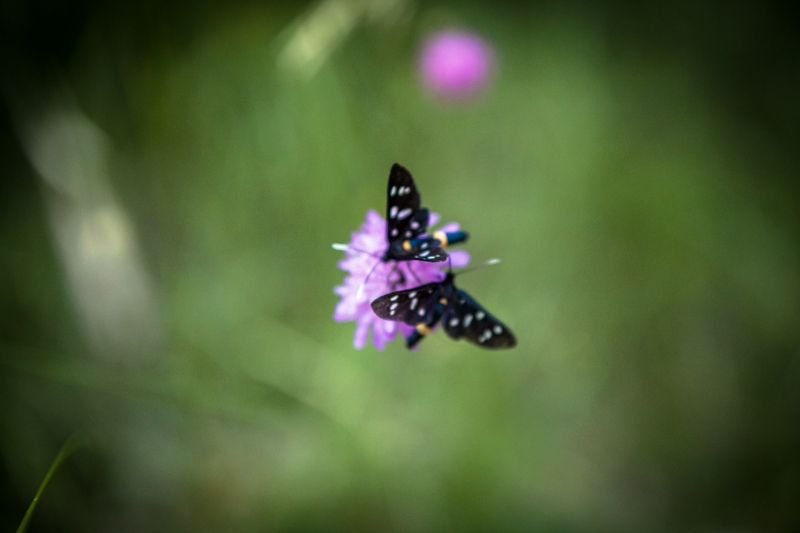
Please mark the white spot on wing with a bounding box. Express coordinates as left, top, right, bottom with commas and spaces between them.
493, 325, 502, 334
397, 208, 412, 220
391, 228, 399, 237
476, 311, 485, 320
449, 317, 459, 327
410, 298, 418, 310
389, 205, 398, 219
390, 295, 398, 302
421, 242, 428, 249
409, 292, 416, 298
419, 250, 429, 257
418, 307, 425, 316
390, 186, 397, 197
463, 314, 473, 327
410, 221, 419, 230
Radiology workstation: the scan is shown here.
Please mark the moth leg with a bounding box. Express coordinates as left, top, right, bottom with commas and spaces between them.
406, 330, 423, 348
406, 323, 432, 349
388, 263, 406, 291
406, 262, 422, 285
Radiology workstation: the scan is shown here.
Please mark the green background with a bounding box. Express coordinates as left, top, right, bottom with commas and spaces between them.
1, 1, 799, 531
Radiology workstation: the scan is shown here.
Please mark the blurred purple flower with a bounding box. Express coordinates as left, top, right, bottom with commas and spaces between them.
334, 209, 469, 350
418, 30, 494, 99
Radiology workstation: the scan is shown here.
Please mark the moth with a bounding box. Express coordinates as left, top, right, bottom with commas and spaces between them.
371, 272, 517, 349
380, 163, 467, 263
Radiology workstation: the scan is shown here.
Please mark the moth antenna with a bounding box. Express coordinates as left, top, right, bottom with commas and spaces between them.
356, 259, 382, 300
457, 258, 501, 276
407, 262, 422, 285
332, 243, 382, 259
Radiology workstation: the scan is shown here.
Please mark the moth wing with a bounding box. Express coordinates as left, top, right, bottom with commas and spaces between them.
442, 290, 516, 349
371, 282, 444, 326
409, 207, 430, 237
391, 236, 448, 263
410, 247, 448, 262
386, 164, 426, 243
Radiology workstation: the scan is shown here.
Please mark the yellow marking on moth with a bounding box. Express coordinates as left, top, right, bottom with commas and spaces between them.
416, 323, 432, 335
439, 298, 448, 305
402, 240, 412, 251
433, 231, 448, 247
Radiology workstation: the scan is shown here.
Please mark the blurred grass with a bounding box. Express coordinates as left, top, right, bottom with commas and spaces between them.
2, 1, 800, 532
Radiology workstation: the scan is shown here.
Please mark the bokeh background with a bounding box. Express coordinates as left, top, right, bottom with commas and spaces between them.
2, 1, 800, 531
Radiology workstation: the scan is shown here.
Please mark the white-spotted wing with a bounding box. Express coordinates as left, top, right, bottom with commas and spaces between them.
371, 273, 517, 350
370, 281, 443, 325
441, 290, 517, 348
383, 164, 448, 262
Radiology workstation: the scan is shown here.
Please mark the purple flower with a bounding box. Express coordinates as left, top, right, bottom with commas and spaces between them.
334, 209, 470, 350
418, 30, 494, 99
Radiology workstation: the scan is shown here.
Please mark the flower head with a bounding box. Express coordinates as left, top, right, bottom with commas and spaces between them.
334, 209, 469, 349
418, 30, 494, 100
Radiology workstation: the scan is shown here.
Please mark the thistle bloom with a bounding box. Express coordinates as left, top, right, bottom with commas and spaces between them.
334, 209, 469, 349
418, 30, 494, 99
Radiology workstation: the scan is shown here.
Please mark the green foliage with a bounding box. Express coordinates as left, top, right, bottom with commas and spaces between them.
1, 1, 799, 532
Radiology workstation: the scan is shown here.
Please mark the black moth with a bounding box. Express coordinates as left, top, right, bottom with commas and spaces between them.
371, 272, 517, 349
381, 163, 467, 263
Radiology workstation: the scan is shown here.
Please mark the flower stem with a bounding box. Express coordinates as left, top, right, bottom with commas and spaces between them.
16, 431, 91, 533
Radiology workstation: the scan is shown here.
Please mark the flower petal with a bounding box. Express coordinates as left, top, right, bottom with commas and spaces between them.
353, 317, 371, 349
439, 222, 460, 234
333, 302, 354, 322
399, 323, 415, 337
449, 250, 470, 268
334, 207, 469, 349
372, 324, 388, 350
